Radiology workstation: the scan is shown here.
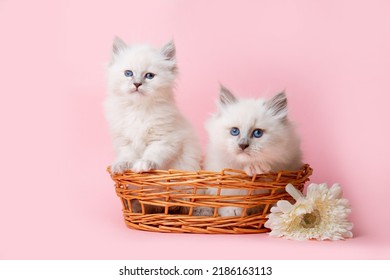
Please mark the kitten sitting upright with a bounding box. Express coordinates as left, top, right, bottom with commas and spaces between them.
104, 37, 202, 213
204, 85, 303, 217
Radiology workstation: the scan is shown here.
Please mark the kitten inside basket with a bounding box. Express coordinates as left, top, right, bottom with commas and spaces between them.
104, 37, 202, 214
104, 37, 303, 217
197, 85, 303, 217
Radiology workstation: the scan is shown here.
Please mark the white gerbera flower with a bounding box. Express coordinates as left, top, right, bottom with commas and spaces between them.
264, 183, 353, 241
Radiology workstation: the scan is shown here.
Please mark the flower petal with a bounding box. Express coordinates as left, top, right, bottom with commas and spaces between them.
276, 200, 294, 213
270, 205, 282, 213
329, 183, 343, 199
286, 183, 304, 201
307, 183, 327, 199
266, 181, 353, 241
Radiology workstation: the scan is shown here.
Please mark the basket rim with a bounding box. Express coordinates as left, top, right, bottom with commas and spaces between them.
107, 163, 312, 178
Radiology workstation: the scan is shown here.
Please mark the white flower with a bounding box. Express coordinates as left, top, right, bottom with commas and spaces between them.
264, 183, 353, 241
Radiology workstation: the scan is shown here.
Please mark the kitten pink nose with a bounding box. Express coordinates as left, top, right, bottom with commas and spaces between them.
239, 143, 249, 150
133, 83, 142, 89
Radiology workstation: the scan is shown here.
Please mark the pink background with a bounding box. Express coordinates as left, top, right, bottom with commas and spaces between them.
1, 0, 389, 259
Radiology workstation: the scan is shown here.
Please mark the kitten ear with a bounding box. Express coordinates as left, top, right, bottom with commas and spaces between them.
267, 91, 288, 119
219, 85, 238, 106
112, 36, 127, 55
161, 40, 176, 61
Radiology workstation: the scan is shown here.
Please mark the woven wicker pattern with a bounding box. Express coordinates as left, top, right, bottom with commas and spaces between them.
108, 164, 312, 234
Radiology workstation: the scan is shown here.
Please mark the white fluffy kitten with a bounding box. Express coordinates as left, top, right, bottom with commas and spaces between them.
104, 37, 201, 212
204, 86, 303, 217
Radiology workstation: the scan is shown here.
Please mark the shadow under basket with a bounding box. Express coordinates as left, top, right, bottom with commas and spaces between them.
108, 164, 313, 234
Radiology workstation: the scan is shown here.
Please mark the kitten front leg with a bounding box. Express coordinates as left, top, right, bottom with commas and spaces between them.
132, 140, 180, 173
243, 162, 271, 176
111, 159, 133, 174
131, 159, 157, 173
110, 138, 138, 173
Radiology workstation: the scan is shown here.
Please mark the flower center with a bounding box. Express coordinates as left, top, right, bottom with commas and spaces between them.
300, 209, 321, 228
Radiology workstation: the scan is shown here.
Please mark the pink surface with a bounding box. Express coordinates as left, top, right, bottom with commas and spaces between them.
1, 0, 389, 259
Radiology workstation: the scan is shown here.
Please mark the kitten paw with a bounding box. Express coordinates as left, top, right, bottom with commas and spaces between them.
111, 160, 132, 174
243, 165, 262, 176
244, 164, 271, 176
218, 207, 243, 217
132, 159, 157, 173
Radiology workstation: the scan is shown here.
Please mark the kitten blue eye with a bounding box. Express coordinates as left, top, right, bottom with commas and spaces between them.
124, 70, 133, 77
145, 72, 155, 79
252, 129, 264, 138
230, 127, 240, 136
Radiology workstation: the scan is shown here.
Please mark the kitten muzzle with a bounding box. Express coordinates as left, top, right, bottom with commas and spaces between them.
238, 138, 250, 150
133, 82, 142, 89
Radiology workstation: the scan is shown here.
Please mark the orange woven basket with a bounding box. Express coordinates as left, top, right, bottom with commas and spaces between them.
108, 164, 312, 234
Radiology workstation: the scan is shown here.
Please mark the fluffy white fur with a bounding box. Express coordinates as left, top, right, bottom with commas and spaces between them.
204, 86, 303, 217
104, 37, 201, 174
104, 37, 201, 214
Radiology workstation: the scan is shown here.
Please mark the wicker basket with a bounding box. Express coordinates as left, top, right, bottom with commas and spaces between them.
108, 164, 312, 234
